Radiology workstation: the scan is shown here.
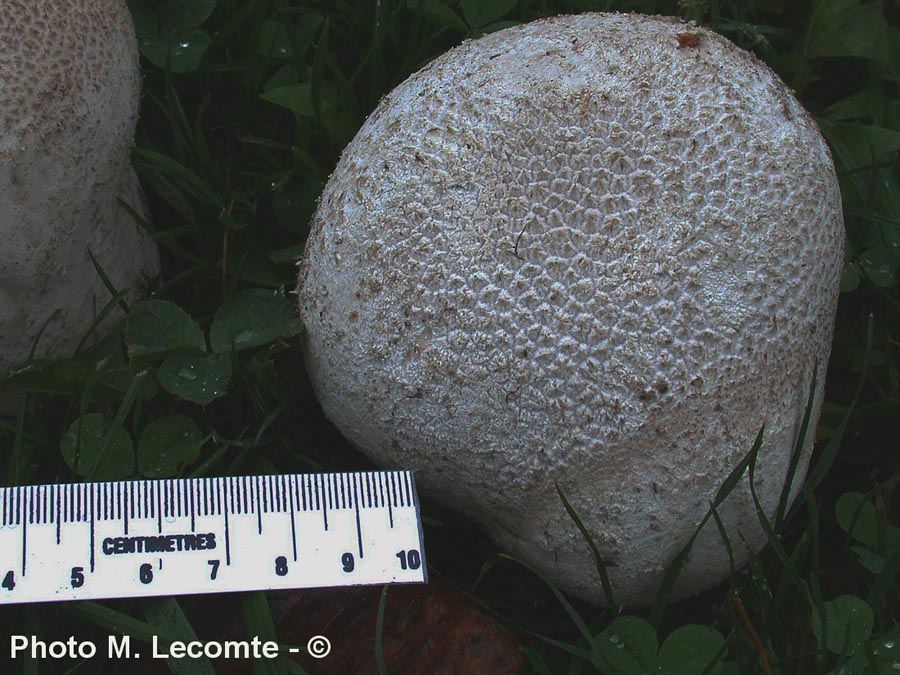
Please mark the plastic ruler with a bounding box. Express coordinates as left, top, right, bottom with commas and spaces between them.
0, 471, 426, 604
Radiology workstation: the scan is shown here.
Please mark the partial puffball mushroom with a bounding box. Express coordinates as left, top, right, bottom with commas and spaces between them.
0, 0, 159, 401
297, 13, 844, 606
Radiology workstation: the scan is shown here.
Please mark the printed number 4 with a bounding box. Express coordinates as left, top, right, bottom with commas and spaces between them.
2, 570, 14, 591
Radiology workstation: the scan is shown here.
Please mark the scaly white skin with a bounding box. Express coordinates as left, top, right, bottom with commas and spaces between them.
297, 13, 844, 607
0, 0, 159, 402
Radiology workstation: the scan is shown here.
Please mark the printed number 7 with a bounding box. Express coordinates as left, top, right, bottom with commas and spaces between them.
208, 560, 220, 580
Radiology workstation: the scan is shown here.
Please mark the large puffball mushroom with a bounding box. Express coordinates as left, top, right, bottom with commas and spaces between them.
0, 0, 159, 400
297, 13, 844, 606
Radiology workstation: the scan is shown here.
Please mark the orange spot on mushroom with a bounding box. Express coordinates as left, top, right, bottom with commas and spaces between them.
676, 32, 701, 49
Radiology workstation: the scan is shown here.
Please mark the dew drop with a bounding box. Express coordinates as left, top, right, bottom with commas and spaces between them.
235, 329, 255, 344
177, 368, 198, 381
608, 634, 620, 644
887, 642, 896, 649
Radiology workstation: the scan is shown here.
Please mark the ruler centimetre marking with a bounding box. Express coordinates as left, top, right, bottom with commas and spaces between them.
0, 471, 426, 605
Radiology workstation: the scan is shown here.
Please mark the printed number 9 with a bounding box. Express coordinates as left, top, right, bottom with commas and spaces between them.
341, 552, 355, 573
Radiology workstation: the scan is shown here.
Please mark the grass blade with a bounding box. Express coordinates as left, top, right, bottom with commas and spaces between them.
434, 565, 593, 660
709, 500, 737, 578
142, 597, 215, 674
748, 438, 790, 569
498, 553, 594, 646
73, 290, 131, 355
774, 363, 818, 531
87, 248, 129, 313
864, 545, 900, 608
556, 483, 617, 610
67, 601, 188, 644
650, 426, 765, 626
520, 646, 554, 675
7, 394, 27, 485
804, 314, 872, 495
84, 370, 147, 482
27, 309, 62, 361
242, 592, 288, 675
375, 585, 389, 675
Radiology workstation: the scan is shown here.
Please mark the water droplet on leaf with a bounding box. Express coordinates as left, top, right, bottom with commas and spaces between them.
235, 329, 255, 344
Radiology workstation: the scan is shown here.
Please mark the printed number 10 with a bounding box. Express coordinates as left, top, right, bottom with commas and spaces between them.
396, 549, 421, 570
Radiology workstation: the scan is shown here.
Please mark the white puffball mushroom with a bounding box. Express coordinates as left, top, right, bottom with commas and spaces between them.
297, 13, 845, 606
0, 0, 159, 399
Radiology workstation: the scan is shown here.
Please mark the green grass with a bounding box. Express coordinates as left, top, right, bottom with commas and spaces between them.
1, 0, 899, 673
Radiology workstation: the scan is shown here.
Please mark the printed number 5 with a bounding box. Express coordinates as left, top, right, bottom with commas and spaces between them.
71, 566, 85, 588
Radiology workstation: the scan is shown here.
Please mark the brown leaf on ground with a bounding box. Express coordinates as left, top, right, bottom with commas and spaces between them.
135, 577, 526, 675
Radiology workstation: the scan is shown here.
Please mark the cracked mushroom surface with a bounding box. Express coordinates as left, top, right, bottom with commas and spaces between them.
297, 13, 845, 606
0, 0, 159, 400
